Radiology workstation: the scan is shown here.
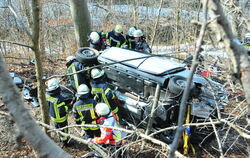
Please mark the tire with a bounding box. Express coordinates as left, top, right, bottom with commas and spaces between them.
75, 47, 100, 65
168, 76, 194, 95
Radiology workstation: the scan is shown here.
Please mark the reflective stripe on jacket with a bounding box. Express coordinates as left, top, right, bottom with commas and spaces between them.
67, 60, 86, 90
93, 113, 126, 145
106, 30, 126, 47
46, 94, 68, 123
73, 98, 99, 130
91, 82, 118, 114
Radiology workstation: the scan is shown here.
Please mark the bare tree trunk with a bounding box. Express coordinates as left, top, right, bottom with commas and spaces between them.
207, 0, 250, 124
0, 55, 71, 158
31, 0, 50, 133
69, 0, 91, 48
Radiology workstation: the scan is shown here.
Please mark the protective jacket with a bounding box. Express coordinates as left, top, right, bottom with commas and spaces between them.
73, 94, 99, 131
106, 30, 126, 47
134, 40, 152, 54
125, 35, 136, 49
66, 59, 87, 91
91, 81, 119, 117
92, 112, 126, 145
46, 87, 70, 123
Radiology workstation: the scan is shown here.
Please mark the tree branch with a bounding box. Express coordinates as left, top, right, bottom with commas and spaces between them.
207, 0, 250, 124
0, 40, 32, 49
168, 0, 210, 157
221, 119, 250, 139
0, 54, 71, 157
38, 122, 109, 158
210, 118, 224, 157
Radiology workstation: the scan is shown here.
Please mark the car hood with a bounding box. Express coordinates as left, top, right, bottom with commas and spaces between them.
99, 47, 185, 75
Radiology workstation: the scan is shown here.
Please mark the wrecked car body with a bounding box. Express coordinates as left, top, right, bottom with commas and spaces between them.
97, 47, 228, 143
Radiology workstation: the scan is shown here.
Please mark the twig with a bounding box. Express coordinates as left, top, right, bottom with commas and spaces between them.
210, 118, 224, 158
6, 2, 32, 38
39, 122, 185, 158
150, 120, 221, 137
0, 40, 32, 49
38, 121, 109, 158
3, 56, 31, 60
221, 119, 250, 139
150, 0, 164, 48
168, 1, 210, 157
141, 84, 161, 150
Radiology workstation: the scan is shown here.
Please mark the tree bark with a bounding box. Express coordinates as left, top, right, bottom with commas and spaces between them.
207, 0, 250, 124
69, 0, 91, 48
0, 55, 71, 158
31, 0, 50, 133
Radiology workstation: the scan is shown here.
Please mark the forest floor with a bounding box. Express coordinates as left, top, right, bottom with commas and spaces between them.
0, 55, 249, 158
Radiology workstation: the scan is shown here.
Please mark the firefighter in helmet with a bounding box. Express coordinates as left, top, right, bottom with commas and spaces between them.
46, 78, 71, 147
90, 68, 120, 121
73, 84, 101, 139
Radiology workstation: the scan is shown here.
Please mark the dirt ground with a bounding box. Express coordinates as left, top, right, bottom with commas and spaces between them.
0, 59, 249, 158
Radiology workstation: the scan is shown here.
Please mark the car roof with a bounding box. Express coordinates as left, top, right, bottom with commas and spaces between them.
99, 47, 185, 75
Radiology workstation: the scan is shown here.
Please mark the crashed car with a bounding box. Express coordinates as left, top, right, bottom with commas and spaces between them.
91, 47, 228, 144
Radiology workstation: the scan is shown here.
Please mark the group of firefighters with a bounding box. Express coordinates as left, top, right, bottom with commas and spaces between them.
46, 55, 126, 157
88, 25, 152, 54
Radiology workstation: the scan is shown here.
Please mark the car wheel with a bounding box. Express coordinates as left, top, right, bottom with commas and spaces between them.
168, 76, 187, 95
75, 47, 100, 65
168, 76, 194, 95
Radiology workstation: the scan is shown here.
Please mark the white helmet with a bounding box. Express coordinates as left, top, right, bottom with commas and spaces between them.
76, 84, 89, 96
95, 103, 110, 116
128, 27, 137, 37
90, 32, 100, 43
133, 29, 143, 38
91, 68, 104, 79
114, 25, 123, 34
47, 78, 59, 91
66, 56, 76, 63
245, 33, 250, 38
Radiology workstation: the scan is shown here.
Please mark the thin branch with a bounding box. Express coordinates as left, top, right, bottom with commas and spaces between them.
38, 121, 109, 158
7, 2, 32, 38
210, 118, 224, 158
150, 0, 164, 48
221, 119, 250, 139
141, 84, 161, 149
0, 40, 33, 49
39, 122, 185, 158
168, 0, 210, 157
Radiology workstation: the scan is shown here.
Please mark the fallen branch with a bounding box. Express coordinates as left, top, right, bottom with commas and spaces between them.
221, 119, 250, 139
38, 122, 109, 158
210, 118, 224, 158
40, 122, 185, 158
